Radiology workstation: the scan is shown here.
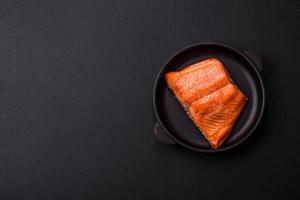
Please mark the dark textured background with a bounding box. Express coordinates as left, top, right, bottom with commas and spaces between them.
0, 0, 299, 199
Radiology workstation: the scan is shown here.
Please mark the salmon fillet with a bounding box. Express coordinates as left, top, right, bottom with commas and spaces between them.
165, 58, 247, 149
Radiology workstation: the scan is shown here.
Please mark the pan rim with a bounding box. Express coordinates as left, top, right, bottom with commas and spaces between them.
153, 42, 266, 153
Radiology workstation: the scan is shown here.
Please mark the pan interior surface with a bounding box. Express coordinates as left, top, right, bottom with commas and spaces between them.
155, 44, 264, 151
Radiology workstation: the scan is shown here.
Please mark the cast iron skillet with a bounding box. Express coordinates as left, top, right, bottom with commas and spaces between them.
153, 42, 265, 153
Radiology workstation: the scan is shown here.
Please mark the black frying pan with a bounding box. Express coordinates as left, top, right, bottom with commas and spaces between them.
153, 42, 265, 153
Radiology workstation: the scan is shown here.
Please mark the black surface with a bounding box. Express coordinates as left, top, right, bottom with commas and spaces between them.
0, 0, 299, 199
154, 43, 265, 152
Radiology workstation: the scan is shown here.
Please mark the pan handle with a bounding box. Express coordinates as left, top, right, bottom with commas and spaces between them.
154, 122, 176, 144
244, 51, 262, 73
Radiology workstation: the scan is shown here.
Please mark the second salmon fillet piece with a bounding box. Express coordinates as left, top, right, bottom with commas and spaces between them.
165, 58, 247, 149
